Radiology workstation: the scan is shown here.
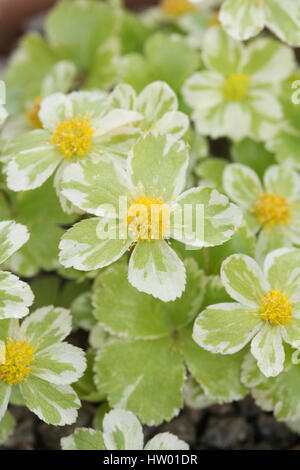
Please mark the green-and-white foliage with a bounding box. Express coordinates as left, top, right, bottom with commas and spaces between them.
1, 0, 300, 450
194, 248, 300, 378
59, 132, 241, 301
92, 260, 247, 424
0, 307, 86, 425
0, 221, 33, 319
182, 27, 295, 141
61, 409, 189, 450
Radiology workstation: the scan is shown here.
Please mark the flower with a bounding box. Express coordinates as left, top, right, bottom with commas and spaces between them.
193, 248, 300, 378
182, 27, 295, 141
58, 132, 242, 302
0, 221, 33, 319
109, 81, 189, 140
223, 163, 300, 261
0, 306, 86, 425
4, 91, 142, 210
219, 0, 300, 46
61, 409, 189, 450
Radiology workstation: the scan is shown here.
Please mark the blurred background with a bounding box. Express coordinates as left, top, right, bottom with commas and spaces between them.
0, 0, 158, 53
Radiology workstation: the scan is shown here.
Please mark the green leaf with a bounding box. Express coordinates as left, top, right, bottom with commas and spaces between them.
46, 0, 117, 69
195, 157, 228, 193
182, 325, 248, 402
84, 38, 119, 91
119, 53, 153, 93
5, 33, 57, 106
251, 362, 300, 421
94, 337, 185, 425
144, 33, 200, 93
73, 350, 104, 403
232, 139, 276, 179
93, 259, 204, 339
30, 275, 60, 310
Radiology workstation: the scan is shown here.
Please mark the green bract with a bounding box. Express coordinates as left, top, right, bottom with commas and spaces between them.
193, 248, 300, 378
182, 27, 295, 141
59, 132, 242, 301
219, 0, 300, 46
0, 221, 33, 319
0, 306, 86, 425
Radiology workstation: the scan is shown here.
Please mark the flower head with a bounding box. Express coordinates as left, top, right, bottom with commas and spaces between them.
0, 306, 86, 425
223, 163, 300, 261
182, 28, 295, 141
4, 91, 142, 204
193, 248, 300, 378
59, 132, 241, 302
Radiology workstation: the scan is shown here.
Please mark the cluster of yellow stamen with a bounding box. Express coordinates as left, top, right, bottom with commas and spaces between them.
52, 114, 94, 159
260, 289, 293, 327
222, 74, 250, 101
26, 96, 43, 129
125, 187, 171, 241
252, 193, 292, 228
0, 338, 35, 386
160, 0, 197, 16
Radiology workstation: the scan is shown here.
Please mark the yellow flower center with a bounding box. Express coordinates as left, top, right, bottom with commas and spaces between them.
208, 11, 221, 27
0, 338, 35, 386
160, 0, 197, 15
252, 193, 292, 228
26, 96, 43, 129
125, 190, 170, 241
52, 115, 94, 159
260, 289, 293, 327
222, 74, 250, 101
